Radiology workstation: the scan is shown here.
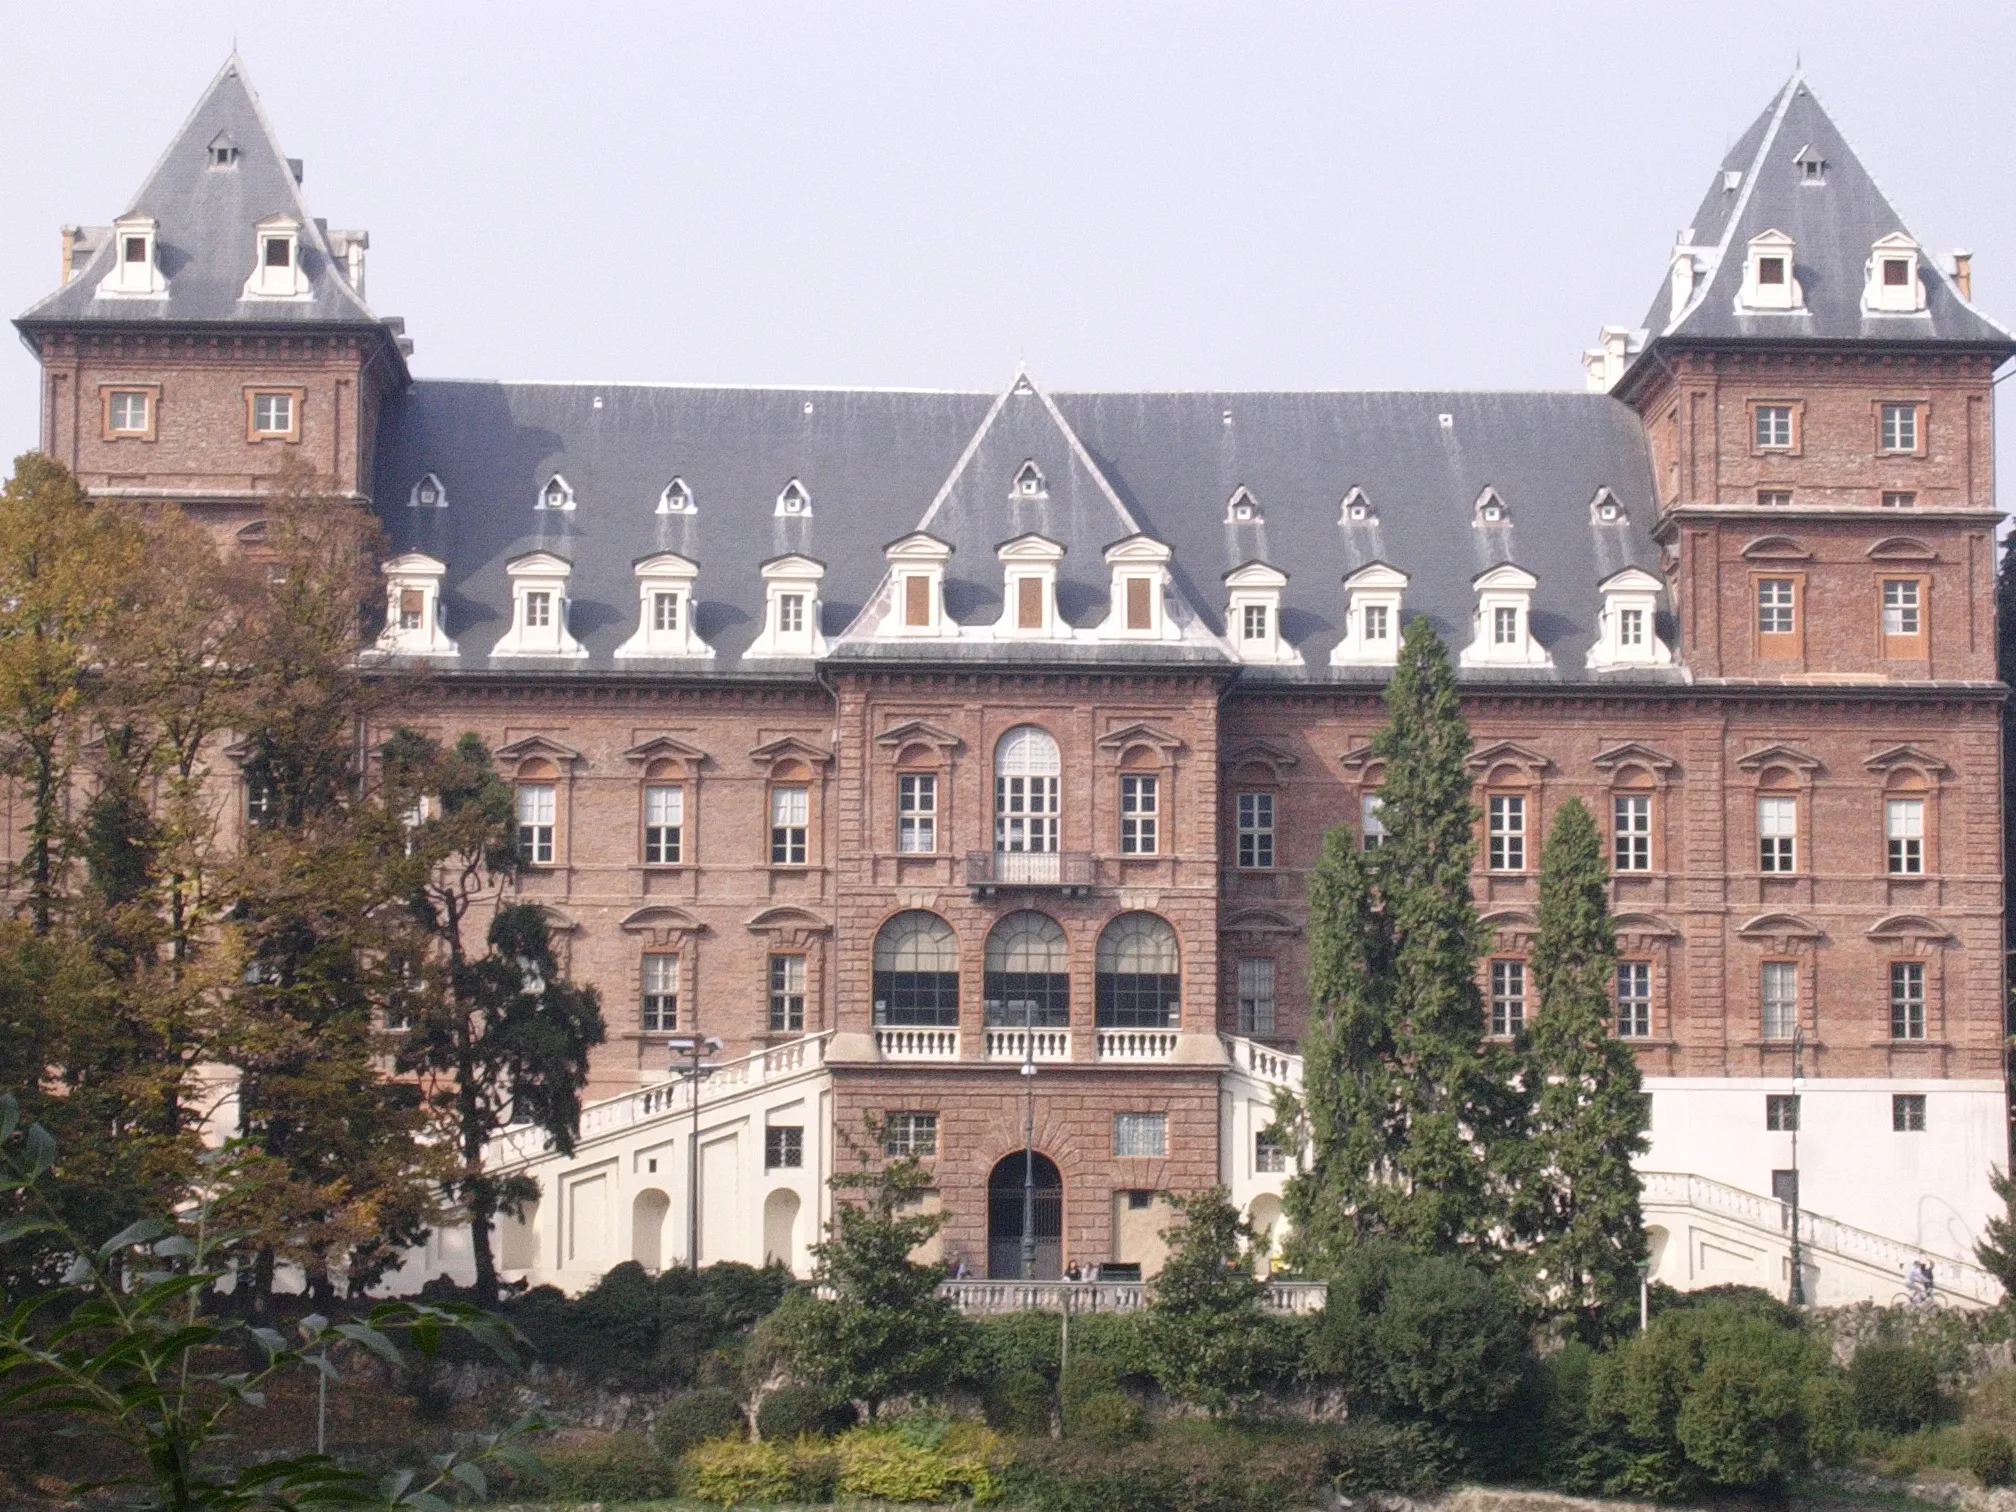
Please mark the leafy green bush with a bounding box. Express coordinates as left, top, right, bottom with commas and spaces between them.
1971, 1431, 2016, 1488
1070, 1390, 1144, 1446
986, 1368, 1054, 1436
655, 1385, 746, 1459
506, 1259, 794, 1388
834, 1423, 1006, 1502
534, 1431, 683, 1500
972, 1309, 1065, 1381
1327, 1418, 1451, 1496
754, 1381, 850, 1441
681, 1436, 799, 1505
1851, 1341, 1943, 1434
1011, 1420, 1347, 1512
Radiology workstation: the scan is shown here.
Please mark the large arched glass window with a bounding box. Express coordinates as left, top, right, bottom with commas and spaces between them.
1095, 913, 1180, 1028
995, 725, 1060, 853
984, 911, 1070, 1027
872, 911, 960, 1027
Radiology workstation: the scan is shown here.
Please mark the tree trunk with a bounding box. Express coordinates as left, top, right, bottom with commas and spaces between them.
469, 1190, 499, 1307
250, 1245, 275, 1320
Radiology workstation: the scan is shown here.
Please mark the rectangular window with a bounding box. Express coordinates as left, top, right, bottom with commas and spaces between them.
1613, 794, 1652, 872
1880, 402, 1919, 453
1757, 578, 1796, 636
1618, 607, 1645, 647
644, 784, 683, 864
1126, 577, 1152, 630
107, 390, 150, 433
1757, 257, 1786, 285
1488, 794, 1526, 871
123, 236, 147, 263
1893, 1094, 1927, 1132
1616, 960, 1651, 1038
245, 779, 276, 829
765, 1125, 804, 1169
524, 591, 552, 629
1364, 603, 1390, 643
517, 783, 556, 865
770, 786, 809, 865
882, 1112, 939, 1158
653, 591, 680, 632
1236, 958, 1276, 1037
1758, 796, 1797, 872
1761, 960, 1797, 1040
264, 236, 292, 268
777, 594, 805, 635
769, 953, 806, 1033
1361, 792, 1388, 850
897, 773, 937, 854
1882, 491, 1917, 509
1119, 774, 1159, 855
1757, 489, 1792, 507
1890, 961, 1926, 1040
1241, 603, 1269, 641
398, 588, 424, 631
1255, 1132, 1287, 1174
1490, 958, 1526, 1038
1492, 605, 1519, 645
251, 391, 294, 435
1886, 798, 1924, 875
1017, 576, 1043, 629
1754, 404, 1793, 449
1882, 579, 1921, 638
641, 952, 678, 1032
1766, 1093, 1800, 1132
904, 573, 930, 626
1236, 791, 1274, 869
1114, 1112, 1168, 1158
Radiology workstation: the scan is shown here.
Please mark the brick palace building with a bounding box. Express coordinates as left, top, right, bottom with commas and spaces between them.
13, 60, 2010, 1303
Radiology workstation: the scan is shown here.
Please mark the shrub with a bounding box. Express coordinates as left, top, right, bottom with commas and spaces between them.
1328, 1418, 1451, 1496
1970, 1431, 2016, 1488
834, 1424, 1006, 1503
755, 1381, 849, 1441
1011, 1420, 1345, 1512
505, 1259, 794, 1388
681, 1436, 798, 1506
534, 1431, 684, 1501
972, 1309, 1065, 1381
986, 1367, 1054, 1436
656, 1385, 746, 1459
1851, 1341, 1943, 1434
1070, 1391, 1144, 1446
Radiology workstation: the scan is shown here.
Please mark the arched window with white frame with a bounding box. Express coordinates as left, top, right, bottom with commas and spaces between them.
995, 726, 1060, 854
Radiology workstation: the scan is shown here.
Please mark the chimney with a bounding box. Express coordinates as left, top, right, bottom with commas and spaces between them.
1951, 250, 1973, 301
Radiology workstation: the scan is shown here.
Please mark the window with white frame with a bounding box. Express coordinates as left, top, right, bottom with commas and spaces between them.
1490, 959, 1526, 1037
1614, 794, 1652, 872
251, 391, 294, 436
1758, 796, 1797, 872
1882, 579, 1921, 637
641, 952, 678, 1031
1493, 606, 1518, 645
1890, 961, 1926, 1040
1255, 1131, 1287, 1173
770, 786, 809, 865
1113, 1112, 1168, 1158
644, 784, 683, 864
1488, 794, 1526, 871
1242, 603, 1269, 641
517, 783, 556, 865
653, 591, 680, 633
1757, 578, 1796, 635
1619, 607, 1645, 647
1361, 792, 1388, 850
882, 1112, 939, 1158
1887, 798, 1924, 875
1236, 958, 1276, 1037
898, 773, 936, 854
1119, 774, 1159, 855
1364, 603, 1389, 643
1761, 961, 1797, 1039
995, 726, 1060, 854
1236, 792, 1274, 869
778, 594, 805, 635
1616, 961, 1651, 1038
1755, 405, 1793, 449
1880, 403, 1919, 453
769, 953, 806, 1032
524, 591, 552, 629
108, 390, 150, 433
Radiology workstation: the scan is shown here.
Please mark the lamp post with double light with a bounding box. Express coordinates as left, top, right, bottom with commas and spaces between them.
666, 1033, 724, 1270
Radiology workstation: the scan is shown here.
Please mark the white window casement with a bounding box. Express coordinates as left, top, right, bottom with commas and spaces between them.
373, 553, 457, 658
1099, 534, 1177, 641
1119, 773, 1160, 855
536, 474, 576, 512
409, 473, 447, 509
1331, 561, 1408, 667
995, 534, 1066, 638
1460, 563, 1551, 668
1739, 228, 1804, 312
1339, 487, 1377, 525
1758, 795, 1798, 872
242, 213, 308, 300
1879, 403, 1921, 455
641, 952, 679, 1032
1223, 561, 1298, 664
658, 477, 695, 515
746, 554, 829, 658
1490, 959, 1527, 1037
878, 532, 953, 637
775, 479, 812, 518
1487, 794, 1527, 872
643, 784, 684, 865
615, 552, 711, 659
1865, 232, 1927, 314
98, 212, 166, 298
517, 783, 557, 866
1589, 566, 1674, 669
1225, 486, 1263, 524
493, 551, 588, 658
897, 773, 937, 854
1886, 797, 1925, 875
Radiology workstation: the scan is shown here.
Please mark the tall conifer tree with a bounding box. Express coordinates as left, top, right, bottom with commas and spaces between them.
1521, 796, 1648, 1336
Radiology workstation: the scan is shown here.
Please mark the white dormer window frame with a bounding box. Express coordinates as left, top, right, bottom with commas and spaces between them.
206, 131, 240, 169
1588, 566, 1674, 670
1226, 487, 1262, 524
1739, 229, 1804, 312
1340, 488, 1376, 526
242, 214, 308, 301
658, 477, 696, 515
409, 473, 447, 509
99, 213, 166, 299
1331, 561, 1409, 667
747, 554, 828, 658
1098, 535, 1176, 642
1792, 145, 1826, 185
1474, 488, 1512, 527
373, 553, 457, 659
877, 533, 953, 638
1590, 488, 1625, 525
1459, 563, 1551, 669
1864, 232, 1927, 315
775, 479, 812, 518
493, 552, 588, 659
1223, 561, 1297, 665
1012, 461, 1048, 499
537, 474, 576, 512
995, 535, 1066, 639
615, 552, 711, 659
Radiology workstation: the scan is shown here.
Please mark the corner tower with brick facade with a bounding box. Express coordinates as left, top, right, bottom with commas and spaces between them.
13, 65, 2010, 1304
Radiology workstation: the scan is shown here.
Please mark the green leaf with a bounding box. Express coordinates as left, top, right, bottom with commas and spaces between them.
331, 1321, 404, 1369
152, 1235, 195, 1258
0, 1215, 57, 1246
0, 1093, 18, 1143
448, 1460, 487, 1496
23, 1123, 55, 1177
96, 1217, 169, 1258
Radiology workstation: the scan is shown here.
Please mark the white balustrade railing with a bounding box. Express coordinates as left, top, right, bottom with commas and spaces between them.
984, 1028, 1073, 1063
1095, 1028, 1178, 1062
938, 1280, 1327, 1316
876, 1027, 962, 1061
1223, 1034, 1301, 1089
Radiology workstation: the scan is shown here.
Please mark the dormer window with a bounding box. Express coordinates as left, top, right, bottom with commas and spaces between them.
1459, 562, 1551, 669
878, 533, 952, 637
1100, 536, 1174, 641
747, 554, 828, 658
1331, 561, 1408, 667
207, 132, 240, 168
373, 553, 457, 659
616, 552, 710, 659
1474, 489, 1511, 527
1340, 489, 1376, 525
242, 214, 307, 300
1223, 562, 1297, 666
1591, 489, 1624, 524
1865, 233, 1927, 314
776, 479, 811, 517
1588, 566, 1674, 670
1793, 146, 1826, 184
410, 473, 446, 509
493, 552, 587, 658
658, 478, 695, 515
98, 213, 165, 298
264, 237, 291, 270
538, 475, 575, 512
1740, 230, 1803, 311
1013, 461, 1047, 499
996, 535, 1065, 638
1226, 487, 1262, 524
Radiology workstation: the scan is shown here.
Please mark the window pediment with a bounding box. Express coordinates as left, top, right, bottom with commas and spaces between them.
748, 735, 833, 769
1735, 743, 1822, 775
1467, 739, 1551, 777
1867, 536, 1938, 563
1736, 912, 1824, 944
1592, 741, 1679, 776
1222, 738, 1299, 779
874, 719, 963, 755
1613, 912, 1681, 942
1865, 913, 1952, 943
1863, 744, 1950, 778
619, 905, 707, 946
622, 736, 709, 767
1482, 908, 1538, 947
745, 906, 833, 943
1097, 721, 1185, 757
1741, 535, 1812, 561
1223, 908, 1301, 940
494, 734, 583, 767
1338, 743, 1379, 776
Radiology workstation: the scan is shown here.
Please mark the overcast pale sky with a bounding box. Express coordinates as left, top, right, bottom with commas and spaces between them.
6, 0, 2014, 492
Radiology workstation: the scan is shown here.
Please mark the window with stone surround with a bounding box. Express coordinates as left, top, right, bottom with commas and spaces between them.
1616, 961, 1651, 1038
1113, 1112, 1167, 1158
644, 781, 684, 865
1487, 793, 1527, 872
1761, 961, 1798, 1040
1890, 961, 1926, 1040
1119, 773, 1159, 855
1236, 791, 1274, 869
244, 387, 303, 443
1489, 958, 1526, 1038
882, 1112, 939, 1158
1758, 793, 1797, 873
103, 387, 156, 440
873, 911, 960, 1027
641, 953, 678, 1032
898, 772, 937, 854
995, 725, 1060, 854
1887, 796, 1925, 875
769, 784, 809, 865
1613, 791, 1652, 872
516, 762, 558, 866
1879, 401, 1921, 455
768, 953, 806, 1033
1753, 403, 1795, 451
1096, 913, 1180, 1029
1881, 576, 1929, 658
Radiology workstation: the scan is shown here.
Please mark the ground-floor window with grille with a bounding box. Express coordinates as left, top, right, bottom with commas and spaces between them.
1113, 1112, 1167, 1158
765, 1125, 804, 1169
882, 1112, 939, 1158
1766, 1094, 1800, 1131
1892, 1094, 1927, 1132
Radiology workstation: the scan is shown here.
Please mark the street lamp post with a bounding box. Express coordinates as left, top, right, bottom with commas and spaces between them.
1787, 1025, 1806, 1307
1636, 1259, 1651, 1334
1020, 998, 1038, 1281
666, 1033, 724, 1271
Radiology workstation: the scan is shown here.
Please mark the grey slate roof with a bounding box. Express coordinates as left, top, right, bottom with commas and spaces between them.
15, 57, 383, 332
1634, 75, 2013, 351
372, 376, 1666, 683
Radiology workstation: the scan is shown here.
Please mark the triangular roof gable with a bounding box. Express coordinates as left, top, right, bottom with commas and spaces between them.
382, 551, 446, 576
748, 734, 833, 768
1223, 560, 1287, 588
631, 551, 699, 576
1471, 562, 1538, 591
1598, 566, 1663, 593
621, 735, 709, 765
1344, 560, 1409, 591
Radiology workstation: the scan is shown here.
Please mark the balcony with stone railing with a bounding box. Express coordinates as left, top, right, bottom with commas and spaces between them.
875, 1027, 962, 1061
1094, 1028, 1179, 1062
964, 849, 1095, 899
939, 1279, 1327, 1316
983, 1027, 1073, 1063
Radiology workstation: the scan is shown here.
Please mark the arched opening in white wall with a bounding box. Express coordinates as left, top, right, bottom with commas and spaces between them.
632, 1188, 671, 1272
764, 1188, 802, 1271
1248, 1193, 1287, 1276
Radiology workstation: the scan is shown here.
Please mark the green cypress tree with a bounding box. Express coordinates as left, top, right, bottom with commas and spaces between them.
1522, 796, 1648, 1336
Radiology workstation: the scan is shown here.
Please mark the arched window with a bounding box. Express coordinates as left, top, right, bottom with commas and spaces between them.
873, 911, 960, 1027
995, 726, 1060, 853
984, 912, 1070, 1027
1095, 913, 1180, 1028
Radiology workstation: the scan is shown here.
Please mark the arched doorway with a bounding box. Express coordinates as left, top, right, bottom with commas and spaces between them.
764, 1188, 802, 1272
632, 1188, 671, 1272
988, 1152, 1062, 1279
